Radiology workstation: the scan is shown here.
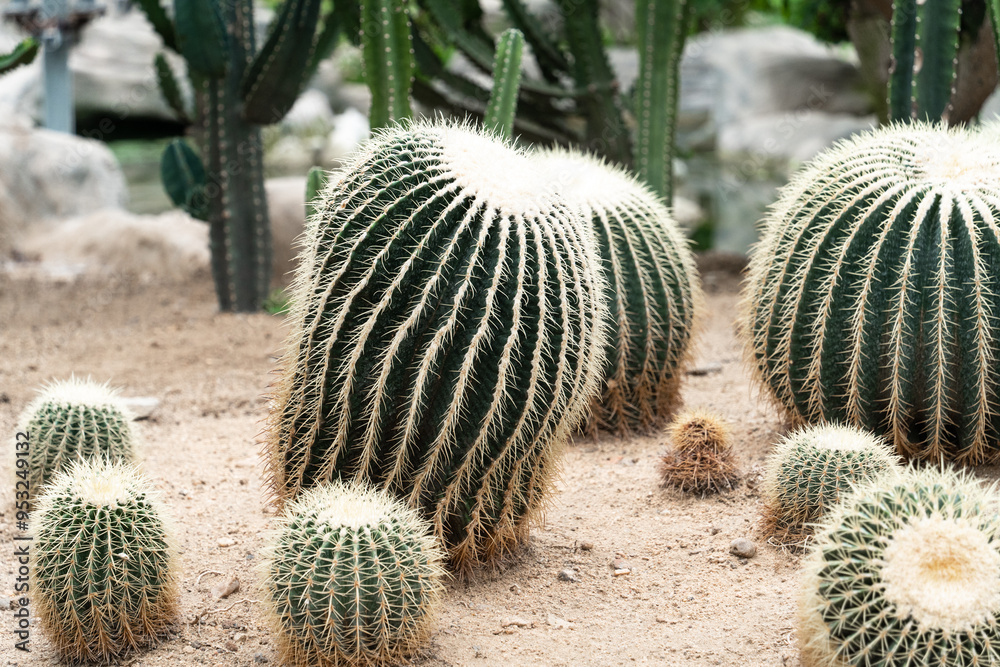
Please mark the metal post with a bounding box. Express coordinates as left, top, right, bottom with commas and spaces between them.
40, 0, 72, 133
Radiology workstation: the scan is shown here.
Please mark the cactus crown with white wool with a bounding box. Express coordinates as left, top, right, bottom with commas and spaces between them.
761, 423, 901, 542
266, 121, 608, 570
744, 122, 1000, 462
18, 377, 138, 498
32, 459, 178, 663
538, 147, 700, 434
799, 466, 1000, 667
262, 482, 446, 667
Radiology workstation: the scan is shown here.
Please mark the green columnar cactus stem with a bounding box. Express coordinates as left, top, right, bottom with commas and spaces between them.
760, 423, 901, 543
635, 0, 690, 204
743, 122, 1000, 463
33, 460, 179, 663
483, 29, 524, 140
799, 466, 1000, 667
538, 148, 700, 434
500, 0, 568, 81
17, 378, 138, 500
990, 0, 1000, 73
305, 166, 329, 221
362, 0, 414, 129
888, 0, 961, 123
263, 482, 446, 667
266, 122, 608, 570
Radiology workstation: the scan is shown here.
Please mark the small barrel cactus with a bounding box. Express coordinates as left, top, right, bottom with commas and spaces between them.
262, 481, 446, 667
660, 409, 738, 494
538, 148, 700, 434
17, 378, 138, 497
800, 466, 1000, 666
760, 423, 901, 543
33, 459, 179, 663
266, 121, 608, 569
744, 122, 1000, 463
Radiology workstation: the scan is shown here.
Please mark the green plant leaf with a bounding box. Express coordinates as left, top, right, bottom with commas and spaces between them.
0, 38, 39, 76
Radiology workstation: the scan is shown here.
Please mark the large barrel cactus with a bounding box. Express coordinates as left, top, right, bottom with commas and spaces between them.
538, 148, 700, 434
743, 122, 1000, 462
33, 460, 178, 663
799, 466, 1000, 666
263, 482, 445, 667
266, 122, 608, 569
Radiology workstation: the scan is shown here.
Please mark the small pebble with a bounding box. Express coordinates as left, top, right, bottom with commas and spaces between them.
686, 362, 723, 376
212, 576, 240, 599
509, 583, 521, 595
501, 617, 532, 628
225, 641, 238, 652
254, 653, 270, 664
612, 558, 631, 575
709, 526, 721, 535
218, 537, 237, 548
234, 633, 247, 643
547, 613, 571, 629
558, 568, 580, 582
729, 538, 757, 559
579, 541, 594, 551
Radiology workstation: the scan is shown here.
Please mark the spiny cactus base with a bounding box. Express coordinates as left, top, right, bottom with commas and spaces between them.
539, 148, 700, 435
760, 423, 900, 544
18, 378, 137, 500
263, 482, 446, 667
33, 460, 178, 663
660, 410, 738, 495
744, 123, 1000, 463
267, 121, 607, 570
800, 466, 1000, 666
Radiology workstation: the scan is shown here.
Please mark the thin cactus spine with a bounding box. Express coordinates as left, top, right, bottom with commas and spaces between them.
32, 460, 179, 663
262, 482, 446, 667
17, 377, 138, 499
742, 122, 1000, 463
799, 466, 1000, 666
538, 147, 700, 434
266, 121, 608, 570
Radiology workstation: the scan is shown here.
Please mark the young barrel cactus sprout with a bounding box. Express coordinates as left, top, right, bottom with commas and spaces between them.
799, 466, 1000, 666
660, 409, 738, 494
743, 122, 1000, 462
760, 423, 901, 543
266, 121, 608, 569
263, 482, 446, 667
538, 148, 700, 435
18, 377, 138, 498
33, 459, 179, 663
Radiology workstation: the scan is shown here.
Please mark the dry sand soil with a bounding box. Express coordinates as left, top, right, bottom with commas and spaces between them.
0, 264, 825, 666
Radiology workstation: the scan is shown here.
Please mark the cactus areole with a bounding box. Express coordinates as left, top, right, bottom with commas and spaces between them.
266, 122, 607, 570
744, 123, 1000, 463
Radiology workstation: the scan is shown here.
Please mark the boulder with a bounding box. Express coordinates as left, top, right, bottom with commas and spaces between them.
717, 111, 876, 166
265, 177, 308, 287
0, 124, 127, 257
12, 209, 209, 283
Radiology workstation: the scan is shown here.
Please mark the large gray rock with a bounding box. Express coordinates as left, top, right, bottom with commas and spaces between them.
0, 12, 189, 125
12, 209, 209, 283
266, 176, 308, 287
717, 111, 876, 166
0, 123, 127, 256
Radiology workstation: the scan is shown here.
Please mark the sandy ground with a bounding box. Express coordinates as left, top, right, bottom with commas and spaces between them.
0, 264, 805, 667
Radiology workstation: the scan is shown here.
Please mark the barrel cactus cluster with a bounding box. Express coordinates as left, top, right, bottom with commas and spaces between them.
17, 377, 138, 499
538, 148, 700, 434
799, 466, 1000, 666
743, 122, 1000, 463
760, 423, 901, 543
32, 459, 179, 663
262, 482, 446, 667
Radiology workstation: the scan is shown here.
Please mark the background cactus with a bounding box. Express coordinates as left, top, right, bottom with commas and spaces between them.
262, 482, 446, 667
760, 423, 901, 543
33, 459, 179, 663
17, 378, 137, 499
266, 121, 608, 570
888, 0, 962, 124
539, 148, 699, 434
138, 0, 341, 311
743, 122, 1000, 463
799, 466, 1000, 666
0, 38, 37, 75
660, 409, 738, 495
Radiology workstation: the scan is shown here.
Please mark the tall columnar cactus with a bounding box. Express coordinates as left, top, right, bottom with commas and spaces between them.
33, 459, 179, 663
761, 423, 901, 542
743, 122, 1000, 463
538, 148, 699, 434
799, 466, 1000, 666
888, 0, 961, 123
138, 0, 339, 311
17, 378, 137, 499
263, 482, 446, 667
266, 121, 608, 570
0, 38, 38, 75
